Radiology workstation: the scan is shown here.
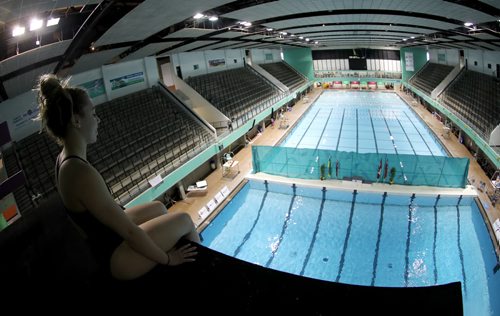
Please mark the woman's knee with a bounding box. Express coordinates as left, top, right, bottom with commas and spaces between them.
151, 200, 167, 214
172, 212, 195, 230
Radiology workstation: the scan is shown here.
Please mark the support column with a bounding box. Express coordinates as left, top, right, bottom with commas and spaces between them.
178, 182, 186, 200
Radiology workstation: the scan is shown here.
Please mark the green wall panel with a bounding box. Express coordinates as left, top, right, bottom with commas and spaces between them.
284, 48, 314, 80
400, 47, 428, 82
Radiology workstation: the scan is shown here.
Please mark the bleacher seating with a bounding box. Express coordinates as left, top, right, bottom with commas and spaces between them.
2, 86, 215, 213
2, 134, 57, 212
409, 62, 454, 95
185, 67, 282, 127
259, 61, 307, 92
439, 70, 500, 140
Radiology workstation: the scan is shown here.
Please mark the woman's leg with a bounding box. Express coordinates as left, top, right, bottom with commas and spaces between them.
124, 201, 167, 225
110, 212, 200, 280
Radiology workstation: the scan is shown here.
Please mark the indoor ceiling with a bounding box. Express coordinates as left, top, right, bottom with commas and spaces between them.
1, 0, 499, 101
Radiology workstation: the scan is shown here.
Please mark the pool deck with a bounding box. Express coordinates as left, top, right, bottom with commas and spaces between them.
247, 172, 477, 197
168, 86, 500, 258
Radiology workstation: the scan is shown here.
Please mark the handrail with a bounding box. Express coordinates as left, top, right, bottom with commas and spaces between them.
156, 82, 216, 137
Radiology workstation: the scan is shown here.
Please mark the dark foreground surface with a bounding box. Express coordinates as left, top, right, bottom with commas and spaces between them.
0, 194, 462, 314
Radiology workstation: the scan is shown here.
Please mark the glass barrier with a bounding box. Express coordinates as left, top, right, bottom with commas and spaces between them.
252, 146, 469, 188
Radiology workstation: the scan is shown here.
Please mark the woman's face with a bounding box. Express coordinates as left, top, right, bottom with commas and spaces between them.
76, 94, 100, 144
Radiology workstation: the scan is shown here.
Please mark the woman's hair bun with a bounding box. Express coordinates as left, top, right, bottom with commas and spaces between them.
38, 74, 63, 100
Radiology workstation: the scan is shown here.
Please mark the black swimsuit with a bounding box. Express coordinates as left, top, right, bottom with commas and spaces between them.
55, 154, 122, 271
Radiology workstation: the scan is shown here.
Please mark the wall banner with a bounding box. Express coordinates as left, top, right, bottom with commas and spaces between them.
79, 78, 105, 98
110, 72, 144, 90
208, 58, 226, 67
11, 106, 39, 131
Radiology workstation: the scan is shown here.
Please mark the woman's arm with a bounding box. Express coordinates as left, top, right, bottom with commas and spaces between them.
61, 161, 169, 264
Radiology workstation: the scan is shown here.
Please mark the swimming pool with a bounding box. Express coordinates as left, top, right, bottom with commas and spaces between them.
201, 180, 499, 315
280, 91, 447, 156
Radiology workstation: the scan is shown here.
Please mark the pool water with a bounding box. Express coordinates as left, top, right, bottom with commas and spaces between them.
201, 180, 499, 315
281, 91, 447, 156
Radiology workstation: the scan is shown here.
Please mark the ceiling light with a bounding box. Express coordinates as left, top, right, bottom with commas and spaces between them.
193, 13, 204, 19
12, 25, 25, 37
305, 38, 310, 41
299, 36, 303, 39
30, 18, 43, 31
266, 28, 273, 31
36, 40, 40, 45
464, 22, 474, 27
208, 16, 218, 21
239, 21, 252, 27
46, 17, 60, 26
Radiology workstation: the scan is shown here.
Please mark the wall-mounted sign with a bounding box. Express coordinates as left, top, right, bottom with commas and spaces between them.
405, 52, 414, 71
208, 58, 226, 67
79, 78, 105, 98
110, 72, 144, 90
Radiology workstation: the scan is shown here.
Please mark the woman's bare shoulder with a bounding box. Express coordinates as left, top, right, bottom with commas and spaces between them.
59, 158, 105, 192
59, 157, 96, 177
59, 158, 115, 211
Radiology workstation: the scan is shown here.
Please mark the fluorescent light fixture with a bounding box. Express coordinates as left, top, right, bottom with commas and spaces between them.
266, 28, 273, 31
12, 25, 25, 37
208, 16, 218, 21
193, 13, 204, 19
30, 18, 43, 31
47, 17, 60, 26
299, 36, 303, 39
239, 21, 251, 27
464, 22, 474, 27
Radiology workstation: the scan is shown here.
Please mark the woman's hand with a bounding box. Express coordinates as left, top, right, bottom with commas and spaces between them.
166, 244, 197, 266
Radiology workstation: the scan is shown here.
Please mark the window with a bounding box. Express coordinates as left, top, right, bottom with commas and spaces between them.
193, 64, 199, 70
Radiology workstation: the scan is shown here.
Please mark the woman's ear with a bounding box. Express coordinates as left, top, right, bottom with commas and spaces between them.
71, 115, 81, 128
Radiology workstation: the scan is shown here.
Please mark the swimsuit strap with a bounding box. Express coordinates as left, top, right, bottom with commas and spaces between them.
55, 154, 88, 183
